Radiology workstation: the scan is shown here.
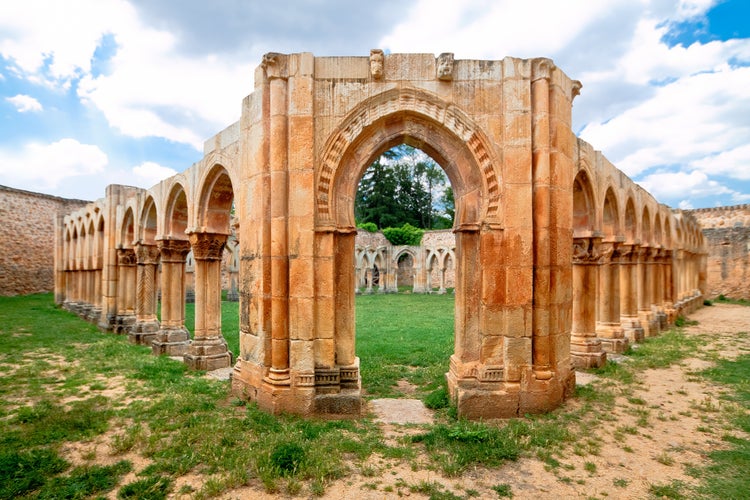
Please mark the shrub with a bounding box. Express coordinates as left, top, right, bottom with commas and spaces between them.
382, 223, 424, 246
357, 222, 378, 233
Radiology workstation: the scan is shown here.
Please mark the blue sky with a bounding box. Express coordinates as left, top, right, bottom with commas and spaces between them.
0, 0, 748, 208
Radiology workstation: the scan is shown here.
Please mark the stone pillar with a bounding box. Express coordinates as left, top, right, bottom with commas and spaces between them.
185, 232, 232, 370
153, 239, 192, 356
618, 244, 645, 342
365, 268, 374, 294
596, 241, 628, 353
438, 266, 447, 294
662, 250, 676, 323
637, 246, 656, 336
571, 236, 606, 368
412, 253, 427, 293
114, 248, 137, 334
129, 243, 161, 345
651, 248, 667, 330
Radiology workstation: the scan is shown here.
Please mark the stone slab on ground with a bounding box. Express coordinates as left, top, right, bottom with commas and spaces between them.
206, 367, 233, 380
574, 371, 599, 386
369, 398, 434, 424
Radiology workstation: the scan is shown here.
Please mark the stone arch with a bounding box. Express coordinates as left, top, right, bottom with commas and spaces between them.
164, 182, 190, 240
320, 88, 500, 229
624, 197, 637, 243
197, 164, 234, 234
641, 205, 652, 246
573, 170, 596, 234
140, 196, 158, 245
602, 187, 619, 239
121, 207, 135, 249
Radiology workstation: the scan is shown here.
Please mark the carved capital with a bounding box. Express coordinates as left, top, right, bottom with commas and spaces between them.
598, 241, 620, 263
189, 232, 227, 261
262, 52, 288, 80
572, 237, 601, 264
437, 52, 455, 81
157, 239, 191, 263
618, 244, 637, 263
135, 243, 160, 265
117, 248, 136, 266
370, 49, 384, 80
571, 80, 583, 100
531, 57, 555, 82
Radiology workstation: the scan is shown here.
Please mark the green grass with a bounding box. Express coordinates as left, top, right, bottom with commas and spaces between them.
356, 293, 454, 399
3, 292, 750, 498
183, 300, 240, 356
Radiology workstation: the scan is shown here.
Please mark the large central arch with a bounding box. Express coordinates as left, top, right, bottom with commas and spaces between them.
232, 53, 578, 418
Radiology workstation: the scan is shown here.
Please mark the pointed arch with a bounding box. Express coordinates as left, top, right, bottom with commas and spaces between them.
140, 196, 158, 244
165, 182, 190, 240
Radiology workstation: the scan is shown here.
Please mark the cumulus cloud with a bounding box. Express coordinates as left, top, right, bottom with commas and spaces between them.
0, 0, 252, 149
6, 94, 42, 112
0, 138, 108, 190
132, 161, 177, 186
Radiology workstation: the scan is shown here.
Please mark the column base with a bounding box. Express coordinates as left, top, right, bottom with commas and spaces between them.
98, 313, 117, 332
231, 358, 364, 417
570, 336, 607, 369
114, 313, 136, 335
600, 338, 629, 354
184, 336, 232, 370
447, 356, 575, 419
128, 320, 160, 346
152, 327, 191, 356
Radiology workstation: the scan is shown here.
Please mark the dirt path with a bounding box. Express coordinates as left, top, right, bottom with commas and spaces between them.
302, 303, 750, 500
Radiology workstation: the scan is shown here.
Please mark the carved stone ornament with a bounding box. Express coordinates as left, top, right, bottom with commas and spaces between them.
116, 248, 137, 266
531, 58, 554, 82
598, 241, 620, 263
189, 232, 227, 261
135, 244, 160, 265
571, 80, 583, 100
572, 237, 600, 264
157, 239, 191, 263
370, 49, 384, 80
436, 52, 454, 81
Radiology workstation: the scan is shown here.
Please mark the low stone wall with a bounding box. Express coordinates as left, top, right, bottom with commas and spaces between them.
0, 185, 89, 296
689, 205, 750, 299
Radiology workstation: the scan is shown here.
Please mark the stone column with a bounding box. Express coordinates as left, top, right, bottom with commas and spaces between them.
618, 244, 645, 342
130, 243, 161, 345
438, 266, 447, 294
365, 268, 374, 294
637, 246, 656, 336
114, 248, 137, 334
662, 250, 676, 323
153, 239, 192, 356
184, 232, 232, 370
596, 241, 628, 353
571, 236, 606, 368
651, 248, 667, 330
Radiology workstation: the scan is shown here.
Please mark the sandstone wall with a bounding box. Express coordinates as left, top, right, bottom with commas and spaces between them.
0, 185, 89, 296
690, 205, 750, 299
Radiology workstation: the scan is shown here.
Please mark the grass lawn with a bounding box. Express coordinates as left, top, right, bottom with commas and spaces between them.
1, 293, 749, 498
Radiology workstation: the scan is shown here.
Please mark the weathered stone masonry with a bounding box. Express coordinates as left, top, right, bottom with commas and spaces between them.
55, 52, 707, 420
0, 185, 88, 296
689, 205, 750, 300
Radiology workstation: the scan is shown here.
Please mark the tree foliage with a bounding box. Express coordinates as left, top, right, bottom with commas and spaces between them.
382, 223, 424, 246
355, 145, 454, 230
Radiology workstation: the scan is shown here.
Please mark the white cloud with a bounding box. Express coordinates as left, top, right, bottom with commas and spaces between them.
638, 169, 734, 202
6, 94, 42, 112
580, 65, 750, 178
0, 0, 253, 149
379, 0, 623, 61
0, 138, 108, 190
132, 161, 177, 186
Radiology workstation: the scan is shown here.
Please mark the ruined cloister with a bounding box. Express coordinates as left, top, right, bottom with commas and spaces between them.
54, 52, 706, 420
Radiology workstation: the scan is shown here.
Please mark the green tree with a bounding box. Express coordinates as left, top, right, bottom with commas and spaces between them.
355, 145, 453, 230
